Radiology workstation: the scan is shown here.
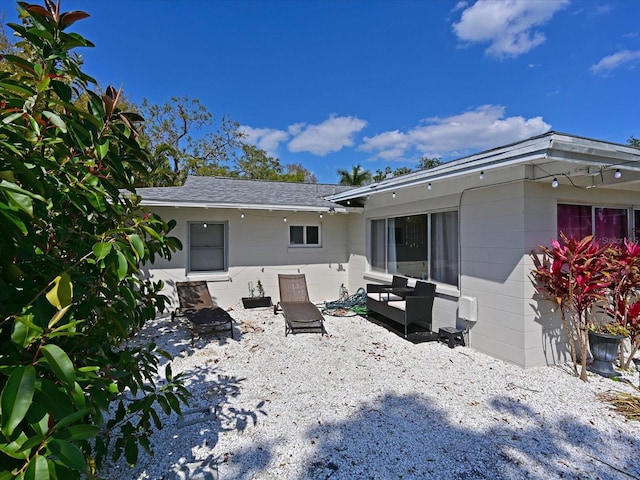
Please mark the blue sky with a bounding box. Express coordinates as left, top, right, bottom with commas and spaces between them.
4, 0, 640, 183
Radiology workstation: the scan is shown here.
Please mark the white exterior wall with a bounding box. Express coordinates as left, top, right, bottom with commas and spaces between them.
459, 182, 531, 365
346, 167, 640, 368
144, 207, 351, 310
346, 213, 367, 296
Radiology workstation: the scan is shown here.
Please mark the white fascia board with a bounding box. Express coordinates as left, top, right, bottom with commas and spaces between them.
328, 148, 549, 200
548, 139, 640, 169
328, 135, 640, 201
139, 200, 349, 213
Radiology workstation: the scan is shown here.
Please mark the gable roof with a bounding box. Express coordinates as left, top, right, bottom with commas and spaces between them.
137, 176, 356, 213
327, 132, 640, 201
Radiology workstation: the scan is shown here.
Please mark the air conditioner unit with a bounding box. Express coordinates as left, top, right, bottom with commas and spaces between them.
459, 296, 478, 323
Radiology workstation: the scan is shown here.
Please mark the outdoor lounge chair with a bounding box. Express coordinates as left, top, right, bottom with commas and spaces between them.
275, 274, 326, 336
173, 281, 234, 340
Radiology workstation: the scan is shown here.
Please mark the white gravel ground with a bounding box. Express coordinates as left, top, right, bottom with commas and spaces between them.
100, 305, 640, 480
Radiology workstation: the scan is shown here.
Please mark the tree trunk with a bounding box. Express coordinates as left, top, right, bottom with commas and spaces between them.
579, 327, 589, 382
560, 308, 579, 375
623, 339, 639, 370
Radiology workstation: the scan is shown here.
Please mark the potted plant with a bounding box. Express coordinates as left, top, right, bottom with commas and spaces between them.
242, 279, 272, 308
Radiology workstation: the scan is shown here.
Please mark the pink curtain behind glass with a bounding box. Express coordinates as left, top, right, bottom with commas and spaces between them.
595, 208, 628, 244
557, 204, 629, 243
557, 204, 592, 240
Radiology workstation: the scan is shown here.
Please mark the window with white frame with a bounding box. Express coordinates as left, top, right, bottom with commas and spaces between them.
370, 211, 458, 287
289, 225, 320, 247
557, 204, 635, 244
188, 222, 227, 272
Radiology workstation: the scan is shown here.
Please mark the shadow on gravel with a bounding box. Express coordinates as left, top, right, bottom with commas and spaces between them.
97, 315, 266, 479
134, 312, 245, 361
224, 392, 639, 480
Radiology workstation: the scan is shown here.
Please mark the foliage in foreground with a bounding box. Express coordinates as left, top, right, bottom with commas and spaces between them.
0, 2, 187, 478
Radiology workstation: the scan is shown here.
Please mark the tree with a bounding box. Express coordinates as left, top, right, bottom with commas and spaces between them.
0, 2, 187, 478
0, 13, 19, 59
138, 96, 244, 185
284, 162, 317, 183
371, 165, 413, 182
392, 166, 413, 176
234, 144, 284, 180
417, 156, 442, 170
337, 164, 372, 185
628, 136, 640, 149
224, 145, 316, 182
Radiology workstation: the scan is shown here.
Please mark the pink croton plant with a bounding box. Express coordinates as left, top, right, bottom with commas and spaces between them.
533, 234, 640, 381
602, 239, 640, 368
532, 234, 609, 381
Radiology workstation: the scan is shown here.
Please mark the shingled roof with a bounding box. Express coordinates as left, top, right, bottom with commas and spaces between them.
136, 176, 356, 212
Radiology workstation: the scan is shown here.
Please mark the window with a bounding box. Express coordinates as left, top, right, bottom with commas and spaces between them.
558, 204, 631, 244
370, 211, 458, 287
188, 222, 227, 272
289, 225, 320, 246
371, 219, 386, 271
431, 211, 458, 285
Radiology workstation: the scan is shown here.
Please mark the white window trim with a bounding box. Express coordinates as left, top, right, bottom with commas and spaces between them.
288, 224, 322, 248
187, 221, 228, 274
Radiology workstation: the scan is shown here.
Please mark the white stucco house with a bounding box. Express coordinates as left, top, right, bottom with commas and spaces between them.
138, 132, 640, 368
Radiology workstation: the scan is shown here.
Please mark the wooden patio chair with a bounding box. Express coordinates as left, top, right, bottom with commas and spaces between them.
173, 281, 234, 340
274, 274, 326, 336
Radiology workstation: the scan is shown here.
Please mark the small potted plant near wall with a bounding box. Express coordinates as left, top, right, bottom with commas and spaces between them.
242, 280, 272, 308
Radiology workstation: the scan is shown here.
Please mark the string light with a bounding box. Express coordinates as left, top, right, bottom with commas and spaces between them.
203, 223, 208, 228
615, 169, 622, 179
551, 178, 559, 188
427, 183, 432, 190
319, 212, 323, 219
479, 171, 484, 180
283, 217, 287, 222
240, 212, 245, 219
392, 192, 396, 198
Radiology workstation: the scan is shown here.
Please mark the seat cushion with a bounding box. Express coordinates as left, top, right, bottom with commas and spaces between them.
367, 292, 403, 302
387, 300, 406, 311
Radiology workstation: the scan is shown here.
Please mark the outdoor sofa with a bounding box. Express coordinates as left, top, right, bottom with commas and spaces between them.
366, 278, 436, 337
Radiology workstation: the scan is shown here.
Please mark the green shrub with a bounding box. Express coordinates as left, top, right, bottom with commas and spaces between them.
0, 2, 187, 478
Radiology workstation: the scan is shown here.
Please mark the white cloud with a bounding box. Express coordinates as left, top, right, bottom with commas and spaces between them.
239, 126, 290, 156
287, 123, 306, 136
452, 0, 569, 57
360, 105, 551, 161
593, 4, 613, 15
452, 1, 469, 12
590, 49, 640, 74
287, 115, 367, 156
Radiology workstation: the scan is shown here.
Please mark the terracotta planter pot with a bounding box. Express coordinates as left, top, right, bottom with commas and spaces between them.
588, 330, 624, 377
